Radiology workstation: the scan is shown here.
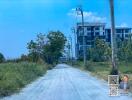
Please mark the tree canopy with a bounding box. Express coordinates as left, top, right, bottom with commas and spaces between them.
27, 31, 67, 64
88, 38, 111, 62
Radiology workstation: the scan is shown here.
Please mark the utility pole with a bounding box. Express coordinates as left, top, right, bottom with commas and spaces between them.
109, 0, 118, 75
76, 6, 86, 66
69, 36, 73, 65
68, 41, 70, 61
71, 27, 76, 59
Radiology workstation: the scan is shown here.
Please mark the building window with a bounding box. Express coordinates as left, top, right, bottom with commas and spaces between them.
87, 27, 91, 31
125, 34, 129, 38
107, 29, 111, 33
79, 32, 83, 36
80, 46, 83, 51
95, 27, 100, 30
116, 34, 120, 38
103, 27, 105, 30
116, 29, 122, 33
87, 32, 91, 36
86, 41, 91, 45
79, 30, 83, 36
95, 32, 100, 36
125, 29, 129, 33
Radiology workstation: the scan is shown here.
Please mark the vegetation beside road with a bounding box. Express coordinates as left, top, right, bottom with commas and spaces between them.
0, 62, 50, 97
67, 35, 132, 93
69, 37, 132, 93
71, 61, 132, 93
0, 31, 67, 97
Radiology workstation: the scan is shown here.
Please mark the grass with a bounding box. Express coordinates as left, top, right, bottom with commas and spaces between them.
0, 62, 49, 97
72, 61, 132, 93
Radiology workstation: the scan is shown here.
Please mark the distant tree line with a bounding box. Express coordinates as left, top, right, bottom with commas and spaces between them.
1, 32, 132, 64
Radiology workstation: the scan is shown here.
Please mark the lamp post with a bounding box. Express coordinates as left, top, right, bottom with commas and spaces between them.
109, 0, 118, 75
76, 6, 86, 66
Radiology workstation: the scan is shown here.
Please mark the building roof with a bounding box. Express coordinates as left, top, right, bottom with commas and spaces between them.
105, 27, 132, 30
77, 22, 106, 27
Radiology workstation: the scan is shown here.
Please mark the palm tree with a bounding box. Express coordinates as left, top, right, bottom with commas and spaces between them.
109, 0, 118, 75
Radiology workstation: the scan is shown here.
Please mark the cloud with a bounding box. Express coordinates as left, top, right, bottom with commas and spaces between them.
116, 23, 128, 27
67, 8, 77, 16
68, 8, 106, 22
118, 23, 128, 27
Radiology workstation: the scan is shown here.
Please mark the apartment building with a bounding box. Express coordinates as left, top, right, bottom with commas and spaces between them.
75, 22, 132, 59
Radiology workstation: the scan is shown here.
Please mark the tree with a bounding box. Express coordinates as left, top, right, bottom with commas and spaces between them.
0, 53, 5, 63
27, 31, 67, 64
89, 38, 111, 62
45, 31, 67, 64
117, 35, 132, 62
27, 40, 39, 62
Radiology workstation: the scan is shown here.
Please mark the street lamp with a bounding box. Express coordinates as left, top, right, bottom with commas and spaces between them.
76, 6, 86, 66
109, 0, 118, 75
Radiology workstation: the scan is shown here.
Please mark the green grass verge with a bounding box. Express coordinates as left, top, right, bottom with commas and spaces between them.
0, 62, 49, 97
71, 61, 132, 93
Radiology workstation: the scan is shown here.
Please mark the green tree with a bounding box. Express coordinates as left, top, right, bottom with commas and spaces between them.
89, 38, 111, 62
118, 35, 132, 62
27, 40, 39, 62
0, 53, 5, 63
45, 31, 67, 64
27, 31, 67, 64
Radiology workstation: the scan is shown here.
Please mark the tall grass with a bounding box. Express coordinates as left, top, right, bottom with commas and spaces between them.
0, 62, 48, 97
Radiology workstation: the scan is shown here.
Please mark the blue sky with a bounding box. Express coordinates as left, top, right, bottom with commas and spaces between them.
0, 0, 132, 58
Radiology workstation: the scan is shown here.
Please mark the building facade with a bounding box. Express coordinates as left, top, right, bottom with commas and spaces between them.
105, 27, 132, 44
75, 22, 132, 59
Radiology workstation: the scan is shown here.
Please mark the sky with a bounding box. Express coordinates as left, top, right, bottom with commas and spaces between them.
0, 0, 132, 59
